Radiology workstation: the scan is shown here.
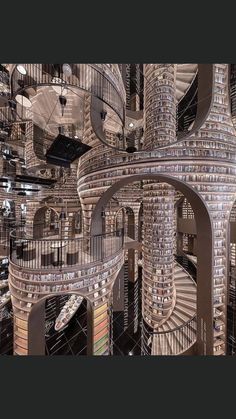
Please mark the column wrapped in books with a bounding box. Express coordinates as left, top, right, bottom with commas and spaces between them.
142, 64, 177, 334
142, 182, 175, 328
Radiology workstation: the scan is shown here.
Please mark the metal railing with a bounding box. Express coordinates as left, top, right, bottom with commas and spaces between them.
9, 228, 124, 270
141, 316, 197, 356
11, 64, 125, 122
175, 254, 197, 282
0, 222, 25, 251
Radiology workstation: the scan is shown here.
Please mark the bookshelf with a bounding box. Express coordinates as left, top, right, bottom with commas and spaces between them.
142, 182, 175, 328
93, 302, 109, 355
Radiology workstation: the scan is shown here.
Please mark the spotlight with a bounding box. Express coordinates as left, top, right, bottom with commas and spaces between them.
15, 92, 32, 108
129, 122, 134, 128
100, 111, 107, 121
62, 63, 72, 77
16, 65, 27, 75
59, 95, 67, 106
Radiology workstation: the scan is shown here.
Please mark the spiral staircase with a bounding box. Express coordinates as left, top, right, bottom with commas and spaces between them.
151, 262, 197, 355
176, 64, 198, 102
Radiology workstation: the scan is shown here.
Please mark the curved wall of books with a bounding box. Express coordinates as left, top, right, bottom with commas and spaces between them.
8, 234, 124, 355
77, 64, 236, 355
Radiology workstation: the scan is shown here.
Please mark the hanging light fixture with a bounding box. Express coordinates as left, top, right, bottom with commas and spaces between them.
16, 64, 27, 75
59, 95, 67, 116
51, 64, 68, 95
100, 110, 107, 121
15, 91, 32, 108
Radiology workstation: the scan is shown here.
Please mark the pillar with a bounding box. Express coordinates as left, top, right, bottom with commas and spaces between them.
142, 64, 177, 331
142, 182, 175, 328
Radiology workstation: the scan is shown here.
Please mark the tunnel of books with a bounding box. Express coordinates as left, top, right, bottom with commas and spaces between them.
0, 63, 236, 356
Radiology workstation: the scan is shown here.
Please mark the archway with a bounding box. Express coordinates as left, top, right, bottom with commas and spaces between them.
114, 206, 135, 239
27, 292, 93, 355
90, 174, 213, 355
33, 206, 59, 239
115, 207, 125, 232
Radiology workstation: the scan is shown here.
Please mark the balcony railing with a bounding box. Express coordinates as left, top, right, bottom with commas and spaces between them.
175, 254, 197, 282
141, 316, 197, 356
9, 228, 124, 270
11, 64, 125, 122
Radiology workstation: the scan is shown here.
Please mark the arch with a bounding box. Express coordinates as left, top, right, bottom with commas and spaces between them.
90, 174, 213, 355
33, 205, 59, 239
115, 207, 125, 232
26, 291, 93, 355
114, 206, 135, 239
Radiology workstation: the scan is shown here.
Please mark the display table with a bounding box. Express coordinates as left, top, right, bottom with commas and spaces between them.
15, 240, 27, 259
41, 251, 54, 266
22, 243, 36, 261
66, 250, 79, 266
50, 241, 67, 266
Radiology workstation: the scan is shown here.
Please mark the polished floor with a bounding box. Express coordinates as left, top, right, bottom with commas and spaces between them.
45, 271, 143, 356
45, 299, 88, 355
111, 269, 142, 356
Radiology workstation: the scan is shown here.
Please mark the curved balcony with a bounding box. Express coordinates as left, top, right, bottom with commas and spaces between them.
9, 228, 124, 271
10, 64, 125, 127
142, 315, 197, 356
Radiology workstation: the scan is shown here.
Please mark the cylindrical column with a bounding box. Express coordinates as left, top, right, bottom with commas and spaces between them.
144, 64, 176, 149
142, 182, 175, 328
142, 64, 177, 332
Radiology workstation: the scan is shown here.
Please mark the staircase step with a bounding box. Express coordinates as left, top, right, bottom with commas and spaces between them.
175, 278, 194, 285
175, 286, 196, 294
168, 314, 184, 327
176, 293, 196, 302
176, 299, 196, 311
175, 304, 195, 317
166, 318, 180, 329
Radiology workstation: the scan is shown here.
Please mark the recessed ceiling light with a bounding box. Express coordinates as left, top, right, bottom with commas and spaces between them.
16, 65, 27, 75
15, 93, 32, 108
129, 122, 134, 128
74, 135, 78, 139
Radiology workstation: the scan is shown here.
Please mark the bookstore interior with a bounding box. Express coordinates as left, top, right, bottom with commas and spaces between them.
0, 63, 236, 356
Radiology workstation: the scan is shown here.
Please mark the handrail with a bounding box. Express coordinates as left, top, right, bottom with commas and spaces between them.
9, 227, 123, 241
9, 228, 124, 270
10, 64, 125, 123
142, 315, 197, 355
143, 313, 196, 336
175, 253, 197, 283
